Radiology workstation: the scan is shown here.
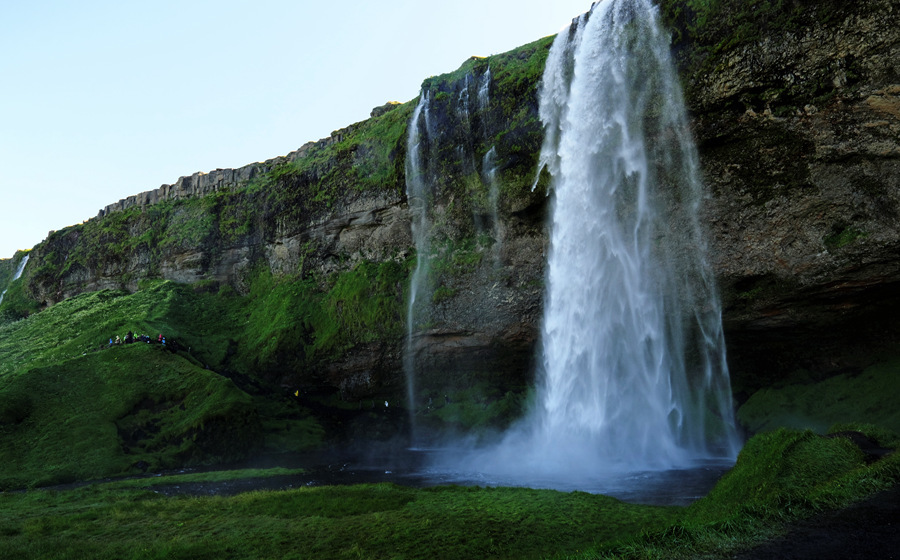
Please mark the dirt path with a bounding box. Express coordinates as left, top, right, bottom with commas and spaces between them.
733, 484, 900, 560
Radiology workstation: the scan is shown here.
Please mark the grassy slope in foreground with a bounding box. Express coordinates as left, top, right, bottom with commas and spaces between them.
0, 426, 895, 559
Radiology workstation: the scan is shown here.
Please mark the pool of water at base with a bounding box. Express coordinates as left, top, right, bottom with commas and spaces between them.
151, 448, 733, 507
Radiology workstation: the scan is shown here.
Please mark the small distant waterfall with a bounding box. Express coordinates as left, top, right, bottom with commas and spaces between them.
454, 0, 740, 477
0, 254, 30, 306
477, 67, 492, 115
477, 68, 503, 264
404, 66, 502, 438
481, 146, 503, 267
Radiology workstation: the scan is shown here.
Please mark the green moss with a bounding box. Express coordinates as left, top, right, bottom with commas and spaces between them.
591, 426, 899, 559
0, 426, 897, 559
429, 237, 485, 282
736, 358, 900, 435
0, 280, 338, 488
230, 259, 409, 373
0, 261, 39, 323
0, 482, 678, 559
418, 384, 532, 435
410, 37, 551, 244
432, 284, 456, 303
824, 224, 868, 251
688, 428, 869, 524
253, 100, 415, 210
656, 0, 864, 118
736, 285, 764, 301
0, 344, 261, 489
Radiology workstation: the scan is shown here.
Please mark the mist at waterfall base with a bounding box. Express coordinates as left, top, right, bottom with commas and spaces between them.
405, 0, 743, 498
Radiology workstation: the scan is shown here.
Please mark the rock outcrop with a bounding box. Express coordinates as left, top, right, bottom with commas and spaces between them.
682, 0, 900, 385
96, 123, 363, 219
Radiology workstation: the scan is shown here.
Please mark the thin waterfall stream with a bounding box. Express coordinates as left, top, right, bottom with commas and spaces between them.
404, 92, 433, 441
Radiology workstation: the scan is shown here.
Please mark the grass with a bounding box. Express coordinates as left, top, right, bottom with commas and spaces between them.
737, 358, 900, 435
0, 481, 678, 560
0, 282, 328, 490
0, 425, 895, 559
574, 425, 900, 559
0, 344, 261, 490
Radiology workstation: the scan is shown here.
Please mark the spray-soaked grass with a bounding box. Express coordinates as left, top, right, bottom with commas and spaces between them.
0, 426, 896, 559
574, 425, 899, 559
0, 481, 678, 560
737, 358, 900, 435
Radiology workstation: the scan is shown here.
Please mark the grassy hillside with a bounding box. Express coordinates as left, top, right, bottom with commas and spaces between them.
0, 282, 330, 490
0, 345, 259, 489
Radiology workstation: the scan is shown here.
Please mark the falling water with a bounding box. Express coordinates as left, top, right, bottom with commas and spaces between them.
404, 65, 502, 440
404, 92, 433, 439
477, 67, 492, 115
481, 146, 503, 267
0, 254, 29, 306
477, 68, 503, 263
533, 0, 739, 470
444, 0, 740, 478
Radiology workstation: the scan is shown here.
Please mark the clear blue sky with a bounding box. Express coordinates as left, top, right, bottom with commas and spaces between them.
0, 0, 591, 260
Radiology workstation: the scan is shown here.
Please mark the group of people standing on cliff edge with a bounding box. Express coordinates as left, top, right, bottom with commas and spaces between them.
107, 331, 166, 347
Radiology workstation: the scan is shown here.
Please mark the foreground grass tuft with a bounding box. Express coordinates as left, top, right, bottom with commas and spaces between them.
0, 482, 678, 560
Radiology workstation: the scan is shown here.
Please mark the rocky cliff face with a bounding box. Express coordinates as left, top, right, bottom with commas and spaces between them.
676, 0, 900, 387
8, 0, 900, 401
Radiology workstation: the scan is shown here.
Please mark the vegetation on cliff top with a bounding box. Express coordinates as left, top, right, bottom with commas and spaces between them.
658, 0, 852, 77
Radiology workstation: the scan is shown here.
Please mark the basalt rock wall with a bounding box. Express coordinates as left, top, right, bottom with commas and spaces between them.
96, 125, 361, 218
679, 0, 900, 388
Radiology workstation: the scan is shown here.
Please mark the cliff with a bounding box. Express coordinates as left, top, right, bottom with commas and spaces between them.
666, 0, 900, 388
3, 0, 899, 408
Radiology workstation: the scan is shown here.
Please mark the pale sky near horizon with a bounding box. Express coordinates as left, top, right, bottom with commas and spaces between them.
0, 0, 592, 260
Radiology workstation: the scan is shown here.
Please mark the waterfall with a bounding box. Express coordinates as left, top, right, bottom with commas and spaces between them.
481, 146, 503, 267
453, 0, 740, 477
532, 0, 739, 470
477, 68, 503, 264
404, 64, 501, 440
477, 67, 492, 115
404, 92, 433, 439
0, 254, 30, 306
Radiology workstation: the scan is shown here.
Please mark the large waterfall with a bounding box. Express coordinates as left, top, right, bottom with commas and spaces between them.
441, 0, 740, 479
528, 0, 740, 471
